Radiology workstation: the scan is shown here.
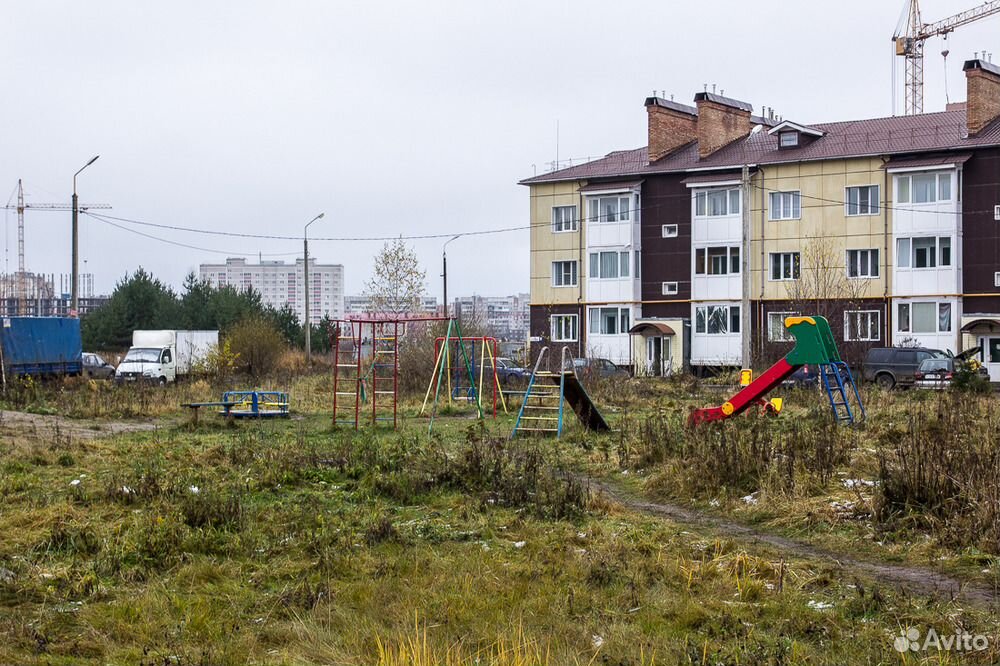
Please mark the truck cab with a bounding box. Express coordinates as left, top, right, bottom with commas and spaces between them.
115, 346, 175, 384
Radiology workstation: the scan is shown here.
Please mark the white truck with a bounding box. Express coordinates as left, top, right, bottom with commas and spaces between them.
115, 330, 219, 384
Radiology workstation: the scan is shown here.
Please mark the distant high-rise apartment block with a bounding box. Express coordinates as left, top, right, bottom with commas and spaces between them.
198, 257, 344, 325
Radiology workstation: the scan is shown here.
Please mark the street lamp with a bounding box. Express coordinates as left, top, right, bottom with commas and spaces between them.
442, 234, 461, 319
303, 212, 325, 363
72, 155, 100, 314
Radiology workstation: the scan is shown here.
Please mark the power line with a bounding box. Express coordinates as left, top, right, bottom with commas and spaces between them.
87, 214, 299, 257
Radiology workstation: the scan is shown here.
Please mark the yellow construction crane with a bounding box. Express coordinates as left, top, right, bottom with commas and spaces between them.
893, 0, 1000, 115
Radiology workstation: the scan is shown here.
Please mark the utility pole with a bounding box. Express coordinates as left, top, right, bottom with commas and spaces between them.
741, 163, 752, 369
72, 155, 100, 315
303, 212, 325, 363
442, 235, 460, 319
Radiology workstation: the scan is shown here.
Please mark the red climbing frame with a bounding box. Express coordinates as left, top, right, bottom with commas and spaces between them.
330, 315, 450, 429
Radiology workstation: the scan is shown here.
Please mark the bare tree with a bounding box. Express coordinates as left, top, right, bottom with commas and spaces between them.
783, 237, 876, 361
363, 239, 427, 316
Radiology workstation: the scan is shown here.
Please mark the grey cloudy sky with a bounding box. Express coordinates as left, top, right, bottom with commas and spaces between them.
2, 1, 996, 300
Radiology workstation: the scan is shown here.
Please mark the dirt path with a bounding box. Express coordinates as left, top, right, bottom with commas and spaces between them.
0, 409, 160, 445
586, 476, 999, 607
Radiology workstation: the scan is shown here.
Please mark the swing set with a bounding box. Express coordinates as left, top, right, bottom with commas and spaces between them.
419, 319, 508, 431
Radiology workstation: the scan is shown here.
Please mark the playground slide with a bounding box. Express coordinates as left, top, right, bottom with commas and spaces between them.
559, 372, 611, 432
688, 316, 843, 427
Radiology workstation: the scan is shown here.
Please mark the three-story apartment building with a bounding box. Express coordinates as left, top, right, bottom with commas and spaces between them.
521, 58, 1000, 377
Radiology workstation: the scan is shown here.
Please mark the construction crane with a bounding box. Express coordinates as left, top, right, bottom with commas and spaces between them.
894, 0, 1000, 115
1, 180, 110, 314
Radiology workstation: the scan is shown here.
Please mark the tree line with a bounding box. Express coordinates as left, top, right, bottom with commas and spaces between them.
82, 269, 333, 353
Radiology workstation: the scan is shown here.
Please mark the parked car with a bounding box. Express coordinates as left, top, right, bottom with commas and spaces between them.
782, 364, 820, 388
572, 357, 628, 379
862, 347, 949, 389
82, 353, 115, 379
494, 357, 527, 385
913, 348, 987, 389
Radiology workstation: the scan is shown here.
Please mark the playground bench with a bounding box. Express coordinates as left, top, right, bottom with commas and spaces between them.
180, 401, 239, 424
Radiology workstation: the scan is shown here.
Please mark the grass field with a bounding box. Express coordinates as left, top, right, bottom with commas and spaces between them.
0, 373, 998, 664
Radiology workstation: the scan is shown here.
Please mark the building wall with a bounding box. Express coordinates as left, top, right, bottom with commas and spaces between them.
639, 175, 691, 319
962, 147, 1000, 313
529, 182, 585, 306
528, 303, 584, 364
751, 158, 889, 302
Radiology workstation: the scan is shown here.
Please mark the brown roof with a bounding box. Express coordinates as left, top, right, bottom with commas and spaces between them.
522, 109, 1000, 185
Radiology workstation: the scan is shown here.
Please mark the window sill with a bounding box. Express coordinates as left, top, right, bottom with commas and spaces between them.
551, 284, 578, 288
846, 275, 879, 280
768, 217, 801, 222
551, 228, 578, 234
845, 213, 880, 218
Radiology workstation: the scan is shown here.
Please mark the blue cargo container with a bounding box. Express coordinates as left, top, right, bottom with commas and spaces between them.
0, 316, 83, 379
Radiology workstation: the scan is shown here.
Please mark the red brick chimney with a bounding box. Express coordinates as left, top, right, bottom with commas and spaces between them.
963, 59, 1000, 136
644, 97, 698, 163
693, 92, 753, 159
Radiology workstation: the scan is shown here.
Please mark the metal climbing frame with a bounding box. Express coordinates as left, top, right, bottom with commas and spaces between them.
331, 315, 449, 430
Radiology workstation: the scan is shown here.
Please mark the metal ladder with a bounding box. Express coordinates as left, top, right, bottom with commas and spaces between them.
511, 347, 567, 438
819, 361, 866, 424
332, 321, 362, 427
370, 323, 400, 427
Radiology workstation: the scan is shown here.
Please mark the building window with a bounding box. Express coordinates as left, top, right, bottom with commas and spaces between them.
552, 206, 577, 232
897, 302, 951, 333
635, 250, 641, 279
768, 312, 796, 342
694, 305, 740, 335
694, 188, 740, 217
662, 281, 678, 295
995, 271, 1000, 287
768, 191, 801, 220
695, 246, 740, 275
551, 315, 578, 342
551, 261, 577, 287
896, 172, 952, 204
769, 252, 801, 281
846, 185, 880, 216
845, 310, 881, 341
779, 132, 799, 148
662, 224, 678, 238
588, 195, 631, 223
589, 307, 630, 335
896, 236, 951, 269
846, 249, 879, 278
588, 251, 630, 279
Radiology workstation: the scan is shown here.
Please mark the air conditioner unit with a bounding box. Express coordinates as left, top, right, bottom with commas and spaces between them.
995, 205, 1000, 221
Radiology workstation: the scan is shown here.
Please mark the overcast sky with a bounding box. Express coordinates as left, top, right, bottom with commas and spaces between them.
2, 1, 996, 301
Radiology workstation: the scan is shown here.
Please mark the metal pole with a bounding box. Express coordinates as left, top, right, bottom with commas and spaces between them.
71, 191, 78, 314
302, 212, 325, 363
304, 236, 311, 362
442, 235, 460, 319
71, 155, 99, 316
741, 163, 752, 368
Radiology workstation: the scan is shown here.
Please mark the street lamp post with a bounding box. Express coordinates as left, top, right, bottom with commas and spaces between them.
72, 155, 100, 315
303, 212, 325, 363
442, 235, 460, 319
